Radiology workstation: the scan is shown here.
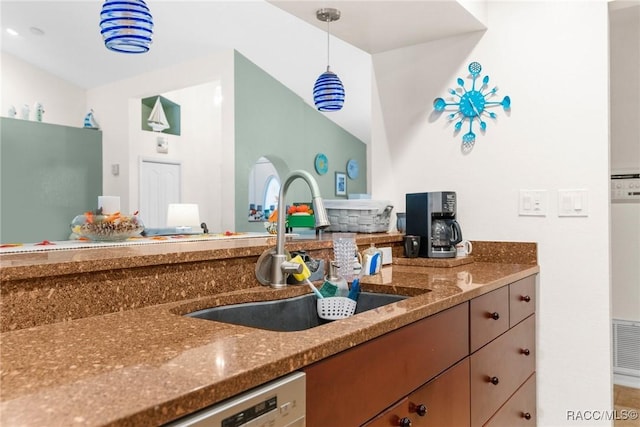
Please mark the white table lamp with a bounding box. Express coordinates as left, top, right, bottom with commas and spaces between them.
166, 204, 201, 233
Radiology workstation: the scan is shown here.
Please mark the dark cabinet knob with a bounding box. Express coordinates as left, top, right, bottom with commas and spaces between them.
415, 404, 427, 417
490, 312, 500, 320
398, 417, 412, 427
521, 295, 531, 302
523, 412, 532, 420
521, 348, 531, 356
489, 376, 500, 385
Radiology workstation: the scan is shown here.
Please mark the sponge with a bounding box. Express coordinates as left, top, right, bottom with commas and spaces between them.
290, 255, 311, 282
319, 281, 338, 298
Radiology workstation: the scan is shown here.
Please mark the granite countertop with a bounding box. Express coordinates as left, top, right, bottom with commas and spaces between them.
0, 234, 539, 426
0, 263, 538, 426
0, 232, 400, 280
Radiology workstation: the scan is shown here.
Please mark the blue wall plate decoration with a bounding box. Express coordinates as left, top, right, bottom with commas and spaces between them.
314, 153, 329, 175
346, 159, 359, 179
433, 62, 511, 150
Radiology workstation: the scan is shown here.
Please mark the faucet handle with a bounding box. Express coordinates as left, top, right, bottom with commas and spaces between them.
280, 261, 303, 274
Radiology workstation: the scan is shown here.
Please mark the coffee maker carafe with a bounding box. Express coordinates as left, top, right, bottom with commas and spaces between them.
405, 191, 463, 258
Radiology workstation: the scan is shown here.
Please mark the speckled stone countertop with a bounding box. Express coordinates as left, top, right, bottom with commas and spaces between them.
0, 234, 539, 426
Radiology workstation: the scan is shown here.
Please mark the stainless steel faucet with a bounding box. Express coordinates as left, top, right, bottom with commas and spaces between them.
267, 170, 330, 288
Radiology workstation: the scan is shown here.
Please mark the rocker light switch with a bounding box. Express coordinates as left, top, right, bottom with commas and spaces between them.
558, 189, 588, 217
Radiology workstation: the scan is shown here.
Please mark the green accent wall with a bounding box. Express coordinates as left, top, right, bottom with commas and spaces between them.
234, 51, 366, 231
0, 118, 102, 243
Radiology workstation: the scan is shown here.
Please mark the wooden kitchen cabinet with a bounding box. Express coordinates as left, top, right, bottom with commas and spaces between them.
407, 358, 471, 427
303, 302, 469, 427
470, 275, 537, 427
484, 374, 536, 427
470, 315, 535, 426
363, 397, 411, 427
304, 274, 537, 427
363, 359, 470, 427
509, 276, 536, 327
470, 286, 509, 352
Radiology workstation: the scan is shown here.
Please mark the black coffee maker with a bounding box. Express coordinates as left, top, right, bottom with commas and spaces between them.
406, 191, 463, 258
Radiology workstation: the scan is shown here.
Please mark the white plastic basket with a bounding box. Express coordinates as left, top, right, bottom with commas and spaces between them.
323, 200, 393, 233
317, 297, 357, 320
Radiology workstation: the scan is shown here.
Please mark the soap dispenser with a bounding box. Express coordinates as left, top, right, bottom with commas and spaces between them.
320, 261, 349, 298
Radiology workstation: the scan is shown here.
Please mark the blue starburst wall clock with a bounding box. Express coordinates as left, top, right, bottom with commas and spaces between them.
433, 62, 511, 150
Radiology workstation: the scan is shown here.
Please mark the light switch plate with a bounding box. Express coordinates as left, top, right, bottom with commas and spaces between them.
558, 189, 589, 217
519, 190, 548, 216
156, 136, 169, 153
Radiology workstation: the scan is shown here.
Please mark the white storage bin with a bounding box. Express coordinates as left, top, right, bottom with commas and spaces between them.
323, 200, 393, 233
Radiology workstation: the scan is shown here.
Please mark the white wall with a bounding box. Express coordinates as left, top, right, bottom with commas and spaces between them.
1, 52, 86, 126
127, 82, 223, 231
372, 2, 611, 426
86, 51, 234, 231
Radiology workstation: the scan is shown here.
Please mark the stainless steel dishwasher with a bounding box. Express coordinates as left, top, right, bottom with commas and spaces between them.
165, 372, 306, 426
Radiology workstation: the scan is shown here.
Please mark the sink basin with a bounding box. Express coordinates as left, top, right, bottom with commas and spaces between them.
186, 292, 408, 332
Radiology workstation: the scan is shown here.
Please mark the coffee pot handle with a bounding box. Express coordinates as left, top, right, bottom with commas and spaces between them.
450, 220, 463, 246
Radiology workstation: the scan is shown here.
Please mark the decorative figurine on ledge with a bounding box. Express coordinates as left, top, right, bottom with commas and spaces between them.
34, 102, 44, 122
83, 109, 100, 129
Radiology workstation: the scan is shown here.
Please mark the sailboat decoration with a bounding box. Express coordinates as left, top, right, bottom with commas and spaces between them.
147, 97, 170, 132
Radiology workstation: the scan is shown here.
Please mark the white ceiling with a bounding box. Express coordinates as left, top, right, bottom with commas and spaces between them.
1, 1, 486, 142
269, 1, 486, 54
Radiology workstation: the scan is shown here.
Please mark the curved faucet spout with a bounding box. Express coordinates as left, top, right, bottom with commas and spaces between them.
270, 170, 330, 287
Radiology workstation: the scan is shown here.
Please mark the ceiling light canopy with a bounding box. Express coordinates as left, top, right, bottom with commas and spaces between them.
99, 0, 153, 54
313, 8, 345, 112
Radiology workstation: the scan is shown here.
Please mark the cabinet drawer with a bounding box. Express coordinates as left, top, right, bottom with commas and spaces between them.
363, 359, 471, 427
470, 286, 509, 352
484, 374, 536, 427
304, 303, 469, 427
510, 276, 536, 327
408, 358, 471, 427
470, 315, 535, 427
363, 398, 410, 427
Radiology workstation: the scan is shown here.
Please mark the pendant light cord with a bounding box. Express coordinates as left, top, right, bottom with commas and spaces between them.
313, 8, 344, 112
326, 19, 331, 72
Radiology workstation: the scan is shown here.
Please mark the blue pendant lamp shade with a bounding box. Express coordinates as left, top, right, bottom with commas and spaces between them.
100, 0, 153, 54
313, 8, 344, 112
313, 67, 345, 111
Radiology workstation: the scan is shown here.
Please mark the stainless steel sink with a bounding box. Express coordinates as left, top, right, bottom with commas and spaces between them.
186, 292, 408, 332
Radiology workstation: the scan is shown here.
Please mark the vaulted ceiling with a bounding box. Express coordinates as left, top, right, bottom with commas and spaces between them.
1, 1, 487, 142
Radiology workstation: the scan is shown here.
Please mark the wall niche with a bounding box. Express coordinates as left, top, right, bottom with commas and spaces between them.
141, 95, 181, 136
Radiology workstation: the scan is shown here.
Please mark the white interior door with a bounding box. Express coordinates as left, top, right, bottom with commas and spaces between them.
140, 159, 181, 228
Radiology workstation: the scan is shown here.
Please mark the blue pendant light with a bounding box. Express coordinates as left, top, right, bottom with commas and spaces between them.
100, 0, 153, 54
313, 8, 345, 112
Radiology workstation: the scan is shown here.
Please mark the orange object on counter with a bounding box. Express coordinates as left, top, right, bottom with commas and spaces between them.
0, 243, 23, 248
